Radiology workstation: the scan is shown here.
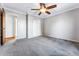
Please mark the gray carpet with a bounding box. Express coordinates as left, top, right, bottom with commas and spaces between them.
0, 36, 79, 56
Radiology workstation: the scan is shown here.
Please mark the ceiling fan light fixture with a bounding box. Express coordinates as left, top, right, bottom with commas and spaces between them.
40, 8, 46, 13
31, 3, 57, 15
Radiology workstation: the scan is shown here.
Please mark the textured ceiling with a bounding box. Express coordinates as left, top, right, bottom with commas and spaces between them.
2, 3, 79, 18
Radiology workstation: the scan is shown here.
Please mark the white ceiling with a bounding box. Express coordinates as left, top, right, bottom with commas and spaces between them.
2, 3, 79, 18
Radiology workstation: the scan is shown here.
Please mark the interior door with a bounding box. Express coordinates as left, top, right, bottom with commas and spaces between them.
0, 8, 1, 45
0, 8, 5, 45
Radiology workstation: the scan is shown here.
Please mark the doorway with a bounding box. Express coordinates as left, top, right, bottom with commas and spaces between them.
0, 8, 16, 45
5, 13, 16, 44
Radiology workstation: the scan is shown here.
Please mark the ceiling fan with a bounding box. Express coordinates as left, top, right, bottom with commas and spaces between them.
31, 3, 57, 15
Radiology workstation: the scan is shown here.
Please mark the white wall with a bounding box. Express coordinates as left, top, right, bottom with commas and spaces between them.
72, 9, 79, 41
5, 10, 26, 39
28, 15, 42, 38
44, 8, 79, 42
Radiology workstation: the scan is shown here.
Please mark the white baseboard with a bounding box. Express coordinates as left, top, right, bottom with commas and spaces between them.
45, 35, 79, 43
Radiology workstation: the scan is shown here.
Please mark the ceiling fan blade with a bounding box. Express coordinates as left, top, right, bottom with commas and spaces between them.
31, 9, 40, 10
40, 3, 43, 6
42, 3, 46, 8
46, 5, 57, 9
45, 11, 51, 14
38, 12, 41, 15
40, 3, 46, 8
40, 3, 43, 9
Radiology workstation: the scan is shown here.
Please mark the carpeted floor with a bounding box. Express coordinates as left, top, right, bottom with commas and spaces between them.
0, 36, 79, 56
